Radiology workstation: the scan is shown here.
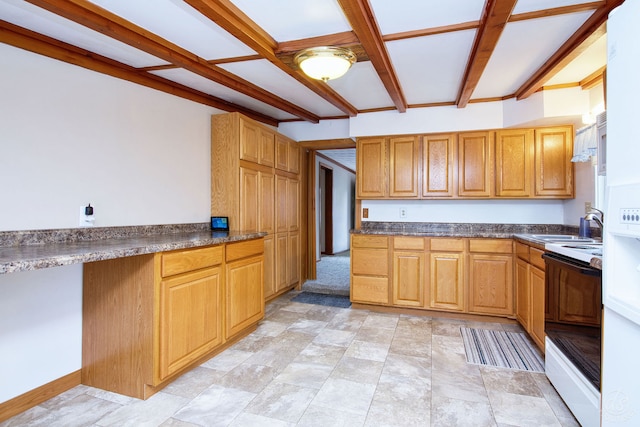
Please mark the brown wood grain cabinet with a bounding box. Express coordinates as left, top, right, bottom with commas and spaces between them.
534, 126, 574, 197
515, 241, 546, 351
429, 238, 466, 312
495, 129, 533, 197
356, 137, 387, 198
458, 131, 493, 197
422, 133, 456, 197
350, 235, 390, 305
392, 237, 426, 307
212, 112, 301, 301
389, 136, 420, 198
82, 241, 263, 400
467, 239, 514, 316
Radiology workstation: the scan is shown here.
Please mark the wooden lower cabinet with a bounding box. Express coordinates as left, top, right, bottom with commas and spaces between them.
351, 235, 389, 304
515, 258, 530, 330
530, 265, 546, 349
429, 252, 465, 311
263, 234, 275, 298
392, 237, 426, 307
82, 239, 264, 399
468, 239, 513, 316
515, 241, 546, 351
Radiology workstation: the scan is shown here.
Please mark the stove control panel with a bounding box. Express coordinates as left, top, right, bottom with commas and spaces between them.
620, 208, 640, 224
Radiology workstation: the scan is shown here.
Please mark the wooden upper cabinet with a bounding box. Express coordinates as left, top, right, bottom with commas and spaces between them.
458, 131, 493, 197
534, 126, 574, 198
389, 136, 419, 198
288, 140, 300, 174
239, 117, 260, 164
275, 134, 289, 171
259, 128, 275, 167
422, 133, 455, 197
356, 137, 387, 198
495, 129, 533, 197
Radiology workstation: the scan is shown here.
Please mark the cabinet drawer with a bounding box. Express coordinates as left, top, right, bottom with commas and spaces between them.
530, 248, 546, 270
161, 246, 223, 277
515, 242, 530, 261
430, 238, 465, 252
351, 276, 389, 304
393, 236, 425, 250
352, 235, 388, 249
352, 248, 388, 276
226, 238, 264, 262
469, 239, 513, 254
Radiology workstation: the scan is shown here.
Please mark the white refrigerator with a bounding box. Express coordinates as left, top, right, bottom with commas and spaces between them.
601, 1, 640, 425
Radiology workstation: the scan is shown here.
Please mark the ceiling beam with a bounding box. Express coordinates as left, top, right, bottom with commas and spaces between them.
337, 0, 407, 113
0, 20, 279, 126
515, 0, 624, 100
456, 0, 518, 108
24, 0, 321, 123
276, 32, 360, 54
184, 0, 359, 117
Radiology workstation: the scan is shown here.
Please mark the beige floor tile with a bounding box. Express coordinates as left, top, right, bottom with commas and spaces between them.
293, 342, 346, 366
95, 391, 189, 427
431, 333, 466, 355
365, 373, 430, 426
312, 328, 356, 347
201, 349, 254, 372
382, 353, 431, 380
296, 404, 366, 427
228, 334, 274, 353
487, 390, 562, 427
311, 378, 376, 415
244, 382, 317, 423
162, 366, 227, 399
172, 385, 256, 427
26, 393, 122, 427
275, 362, 333, 389
431, 394, 496, 427
480, 367, 544, 398
253, 319, 289, 337
344, 339, 390, 362
286, 318, 328, 335
303, 305, 344, 322
362, 313, 399, 330
354, 326, 395, 345
215, 363, 278, 393
331, 356, 384, 384
159, 417, 201, 426
389, 335, 431, 358
432, 318, 467, 336
228, 412, 295, 426
432, 363, 489, 403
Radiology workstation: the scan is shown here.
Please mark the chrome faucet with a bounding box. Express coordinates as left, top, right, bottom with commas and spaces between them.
585, 208, 604, 229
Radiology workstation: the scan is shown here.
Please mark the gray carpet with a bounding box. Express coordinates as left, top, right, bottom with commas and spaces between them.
460, 327, 544, 372
301, 251, 350, 296
291, 292, 351, 308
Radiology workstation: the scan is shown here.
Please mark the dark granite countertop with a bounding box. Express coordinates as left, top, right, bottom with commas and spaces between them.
0, 224, 265, 275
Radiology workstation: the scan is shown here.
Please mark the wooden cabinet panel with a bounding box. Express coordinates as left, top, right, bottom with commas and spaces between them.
516, 258, 530, 330
275, 134, 289, 171
429, 253, 464, 311
288, 232, 300, 286
352, 276, 389, 304
259, 171, 275, 234
288, 140, 300, 174
530, 265, 546, 350
226, 255, 264, 339
352, 248, 388, 276
422, 133, 455, 197
515, 241, 530, 262
430, 238, 464, 252
458, 131, 492, 197
275, 175, 288, 233
352, 235, 388, 249
357, 137, 387, 198
275, 232, 288, 292
495, 129, 533, 197
263, 234, 275, 299
161, 246, 223, 277
534, 126, 574, 197
389, 136, 419, 198
530, 247, 545, 270
469, 239, 512, 253
351, 234, 390, 305
158, 267, 223, 380
240, 167, 259, 231
239, 118, 260, 164
468, 254, 513, 315
392, 251, 425, 307
226, 238, 264, 262
287, 178, 299, 231
394, 236, 425, 250
259, 128, 275, 167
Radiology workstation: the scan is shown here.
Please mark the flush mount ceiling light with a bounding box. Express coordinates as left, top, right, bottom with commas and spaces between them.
294, 46, 356, 82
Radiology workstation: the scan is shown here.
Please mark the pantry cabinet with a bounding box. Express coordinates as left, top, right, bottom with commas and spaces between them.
212, 112, 301, 301
82, 240, 263, 400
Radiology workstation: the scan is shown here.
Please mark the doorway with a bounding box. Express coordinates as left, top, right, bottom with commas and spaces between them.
320, 165, 333, 255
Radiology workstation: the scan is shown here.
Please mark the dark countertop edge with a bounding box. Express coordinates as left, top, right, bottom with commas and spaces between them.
0, 231, 266, 275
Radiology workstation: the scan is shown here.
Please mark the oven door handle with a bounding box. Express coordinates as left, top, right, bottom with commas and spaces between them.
542, 253, 601, 277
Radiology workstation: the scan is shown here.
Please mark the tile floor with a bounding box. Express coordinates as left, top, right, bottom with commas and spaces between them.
1, 291, 579, 427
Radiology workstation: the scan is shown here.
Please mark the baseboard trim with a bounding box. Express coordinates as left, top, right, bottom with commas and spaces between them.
0, 370, 81, 423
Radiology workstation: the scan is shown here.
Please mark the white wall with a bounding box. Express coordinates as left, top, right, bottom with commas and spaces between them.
0, 43, 220, 403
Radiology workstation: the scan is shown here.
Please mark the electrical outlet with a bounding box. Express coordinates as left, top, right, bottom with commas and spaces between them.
585, 202, 592, 214
79, 204, 95, 227
362, 208, 369, 219
399, 207, 407, 218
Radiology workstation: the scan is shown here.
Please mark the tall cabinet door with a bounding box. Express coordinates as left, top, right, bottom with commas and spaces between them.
422, 133, 455, 197
356, 137, 387, 198
275, 175, 288, 233
287, 178, 299, 232
389, 136, 419, 198
534, 126, 574, 197
495, 129, 533, 197
458, 131, 493, 197
259, 171, 275, 234
429, 253, 465, 311
240, 167, 259, 231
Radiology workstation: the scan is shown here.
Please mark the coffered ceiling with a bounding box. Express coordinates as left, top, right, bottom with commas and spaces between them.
0, 0, 621, 128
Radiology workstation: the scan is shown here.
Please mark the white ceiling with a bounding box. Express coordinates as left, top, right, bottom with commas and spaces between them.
0, 0, 610, 129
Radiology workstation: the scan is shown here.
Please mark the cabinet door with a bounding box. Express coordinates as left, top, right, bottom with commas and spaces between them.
468, 254, 513, 316
534, 126, 574, 197
288, 232, 300, 286
495, 129, 533, 197
263, 234, 276, 299
389, 136, 419, 198
288, 140, 300, 174
275, 134, 289, 171
351, 245, 389, 304
422, 133, 455, 197
458, 131, 492, 197
259, 171, 275, 234
356, 137, 387, 198
259, 128, 275, 167
240, 167, 259, 231
287, 178, 299, 232
226, 255, 264, 339
429, 253, 465, 311
239, 118, 260, 164
275, 232, 288, 292
515, 258, 530, 330
275, 175, 288, 233
158, 267, 223, 380
530, 265, 546, 351
392, 251, 425, 307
